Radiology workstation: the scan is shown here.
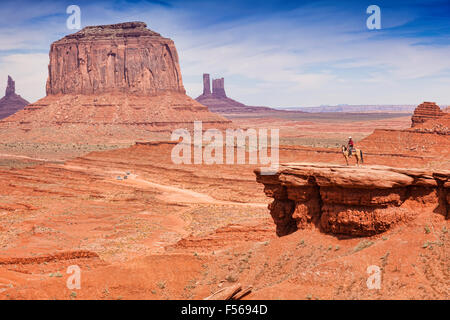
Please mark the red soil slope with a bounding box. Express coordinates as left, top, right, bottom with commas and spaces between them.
0, 142, 448, 299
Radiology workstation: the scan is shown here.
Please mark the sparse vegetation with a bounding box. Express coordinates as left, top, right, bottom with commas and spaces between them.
297, 239, 306, 248
422, 240, 443, 249
184, 279, 197, 291
157, 281, 166, 289
225, 275, 238, 283
381, 251, 390, 267
49, 272, 63, 278
353, 240, 375, 253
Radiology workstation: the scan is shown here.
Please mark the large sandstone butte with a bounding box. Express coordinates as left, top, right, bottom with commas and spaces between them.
0, 76, 29, 120
46, 22, 184, 96
256, 163, 449, 237
411, 102, 444, 128
0, 22, 229, 143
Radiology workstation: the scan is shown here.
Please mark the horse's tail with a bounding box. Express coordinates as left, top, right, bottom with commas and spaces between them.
360, 150, 364, 164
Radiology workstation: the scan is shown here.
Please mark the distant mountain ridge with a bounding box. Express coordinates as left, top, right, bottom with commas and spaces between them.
282, 105, 417, 113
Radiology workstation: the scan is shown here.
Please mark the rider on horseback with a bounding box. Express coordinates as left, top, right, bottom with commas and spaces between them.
347, 137, 354, 156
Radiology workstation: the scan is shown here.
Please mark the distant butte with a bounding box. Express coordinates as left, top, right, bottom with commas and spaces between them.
195, 73, 275, 114
411, 102, 444, 128
410, 101, 449, 134
0, 22, 230, 143
0, 76, 29, 120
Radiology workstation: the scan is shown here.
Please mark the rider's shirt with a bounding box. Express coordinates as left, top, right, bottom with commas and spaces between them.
348, 139, 354, 147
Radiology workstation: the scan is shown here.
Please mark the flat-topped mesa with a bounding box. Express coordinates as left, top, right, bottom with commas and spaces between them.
411, 102, 444, 128
46, 21, 185, 96
255, 163, 449, 237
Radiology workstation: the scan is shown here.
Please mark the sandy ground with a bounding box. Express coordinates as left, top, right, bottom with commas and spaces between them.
0, 115, 448, 300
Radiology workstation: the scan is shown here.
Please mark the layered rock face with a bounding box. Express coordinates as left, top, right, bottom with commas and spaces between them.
0, 23, 230, 142
411, 102, 444, 128
255, 163, 449, 237
408, 102, 449, 135
46, 22, 184, 96
0, 76, 29, 119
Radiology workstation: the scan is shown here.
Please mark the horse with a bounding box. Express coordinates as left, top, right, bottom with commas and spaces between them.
341, 145, 364, 166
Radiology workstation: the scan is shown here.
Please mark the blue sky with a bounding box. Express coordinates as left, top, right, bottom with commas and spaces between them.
0, 0, 449, 107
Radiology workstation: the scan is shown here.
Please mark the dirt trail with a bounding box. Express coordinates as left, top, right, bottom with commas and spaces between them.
0, 153, 64, 162
61, 164, 267, 208
130, 176, 266, 207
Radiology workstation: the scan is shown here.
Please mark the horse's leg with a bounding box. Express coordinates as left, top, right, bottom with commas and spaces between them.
350, 153, 356, 166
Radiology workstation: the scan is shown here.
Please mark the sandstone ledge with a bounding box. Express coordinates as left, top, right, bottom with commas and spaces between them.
255, 163, 449, 237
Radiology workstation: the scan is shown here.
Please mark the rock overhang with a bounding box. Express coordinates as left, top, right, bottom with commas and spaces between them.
255, 163, 449, 237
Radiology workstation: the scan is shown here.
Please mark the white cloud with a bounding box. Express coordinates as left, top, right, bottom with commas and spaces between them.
0, 0, 449, 107
147, 6, 450, 106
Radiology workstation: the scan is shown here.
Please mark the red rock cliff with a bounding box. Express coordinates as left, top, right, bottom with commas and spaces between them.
255, 163, 449, 237
46, 22, 185, 96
